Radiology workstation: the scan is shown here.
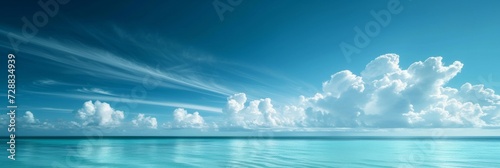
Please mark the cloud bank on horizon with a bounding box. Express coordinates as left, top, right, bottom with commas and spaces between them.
13, 54, 500, 131
221, 54, 500, 129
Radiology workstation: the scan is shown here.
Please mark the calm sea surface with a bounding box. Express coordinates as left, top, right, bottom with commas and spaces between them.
2, 137, 500, 167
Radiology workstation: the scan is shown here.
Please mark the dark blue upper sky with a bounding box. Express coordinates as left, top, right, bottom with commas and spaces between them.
1, 0, 500, 136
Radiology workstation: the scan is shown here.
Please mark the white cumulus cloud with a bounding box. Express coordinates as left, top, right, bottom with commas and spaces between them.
171, 108, 205, 128
221, 54, 500, 129
132, 113, 158, 129
25, 54, 500, 131
76, 100, 125, 127
223, 93, 307, 128
24, 111, 37, 124
21, 111, 54, 129
300, 54, 500, 128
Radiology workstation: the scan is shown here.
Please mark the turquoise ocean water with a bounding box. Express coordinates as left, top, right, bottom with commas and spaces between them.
2, 137, 500, 167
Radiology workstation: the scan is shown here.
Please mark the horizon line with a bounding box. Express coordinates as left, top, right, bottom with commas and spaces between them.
4, 136, 500, 140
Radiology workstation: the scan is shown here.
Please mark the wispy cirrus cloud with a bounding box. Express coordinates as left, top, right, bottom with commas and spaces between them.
26, 90, 222, 113
76, 87, 114, 96
1, 24, 317, 103
33, 79, 81, 87
33, 79, 59, 85
0, 27, 236, 97
37, 107, 74, 113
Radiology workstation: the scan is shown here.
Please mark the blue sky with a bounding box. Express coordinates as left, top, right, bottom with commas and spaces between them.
1, 0, 500, 136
